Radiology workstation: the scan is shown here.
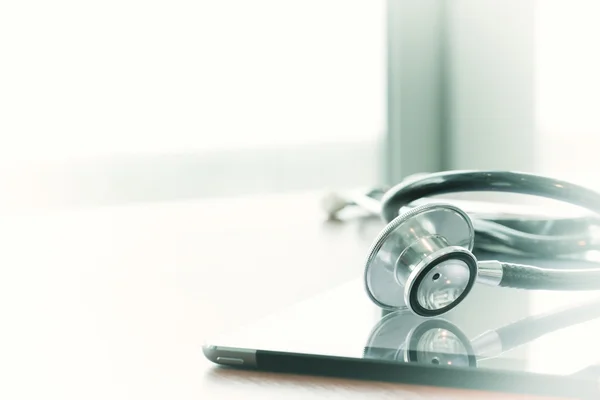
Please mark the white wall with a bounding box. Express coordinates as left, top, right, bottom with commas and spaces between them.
0, 1, 386, 207
535, 0, 600, 187
445, 0, 600, 192
0, 1, 385, 161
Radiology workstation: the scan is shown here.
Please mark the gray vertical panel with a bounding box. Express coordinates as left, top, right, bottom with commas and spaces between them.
443, 1, 535, 318
446, 0, 536, 171
386, 0, 446, 184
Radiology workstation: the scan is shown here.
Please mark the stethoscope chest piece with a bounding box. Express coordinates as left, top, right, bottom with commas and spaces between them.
364, 203, 478, 316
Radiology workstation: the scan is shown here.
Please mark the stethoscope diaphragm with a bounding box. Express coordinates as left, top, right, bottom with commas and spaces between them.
364, 203, 477, 316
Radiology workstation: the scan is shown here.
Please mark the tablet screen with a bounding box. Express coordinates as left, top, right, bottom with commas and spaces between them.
207, 254, 600, 379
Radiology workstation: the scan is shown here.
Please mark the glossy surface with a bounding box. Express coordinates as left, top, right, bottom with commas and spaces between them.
209, 258, 600, 384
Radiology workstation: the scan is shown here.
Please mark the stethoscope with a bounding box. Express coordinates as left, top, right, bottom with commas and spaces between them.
324, 170, 600, 317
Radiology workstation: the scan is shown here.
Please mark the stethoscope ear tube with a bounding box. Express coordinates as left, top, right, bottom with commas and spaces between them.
323, 186, 600, 257
381, 170, 600, 223
471, 218, 600, 257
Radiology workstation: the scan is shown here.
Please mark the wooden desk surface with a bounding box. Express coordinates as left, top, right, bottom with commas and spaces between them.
0, 193, 558, 399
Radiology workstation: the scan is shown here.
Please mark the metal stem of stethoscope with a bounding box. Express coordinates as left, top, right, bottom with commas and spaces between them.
322, 189, 383, 217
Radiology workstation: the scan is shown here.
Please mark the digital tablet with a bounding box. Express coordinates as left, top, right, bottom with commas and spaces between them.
203, 255, 600, 398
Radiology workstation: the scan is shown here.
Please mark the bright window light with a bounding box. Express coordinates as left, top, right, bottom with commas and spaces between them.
0, 1, 385, 162
535, 0, 600, 187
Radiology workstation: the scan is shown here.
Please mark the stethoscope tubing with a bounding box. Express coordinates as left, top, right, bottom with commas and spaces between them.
381, 170, 600, 222
328, 171, 600, 258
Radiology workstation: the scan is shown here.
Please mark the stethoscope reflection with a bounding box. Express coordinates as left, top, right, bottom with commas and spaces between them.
363, 298, 600, 369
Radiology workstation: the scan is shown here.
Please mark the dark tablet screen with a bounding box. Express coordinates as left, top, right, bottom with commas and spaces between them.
207, 254, 600, 383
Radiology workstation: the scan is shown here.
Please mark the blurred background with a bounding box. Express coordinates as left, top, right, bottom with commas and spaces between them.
0, 0, 598, 210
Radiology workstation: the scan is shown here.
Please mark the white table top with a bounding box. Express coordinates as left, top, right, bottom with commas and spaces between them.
0, 193, 552, 399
